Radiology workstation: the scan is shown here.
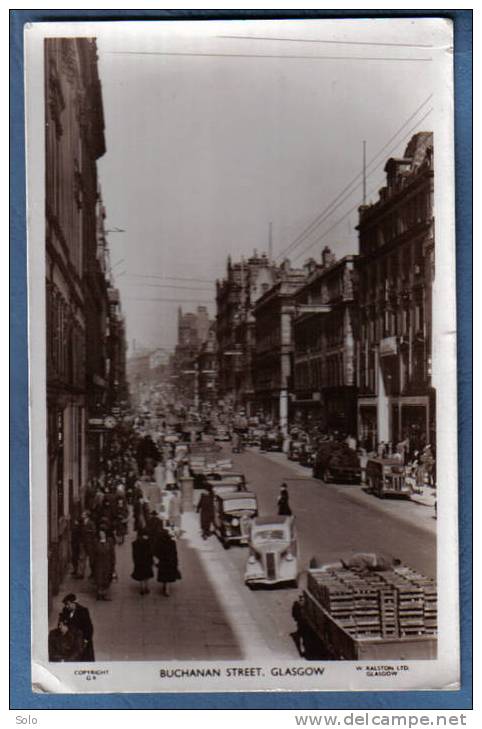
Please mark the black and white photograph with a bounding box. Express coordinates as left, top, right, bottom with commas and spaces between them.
25, 18, 458, 693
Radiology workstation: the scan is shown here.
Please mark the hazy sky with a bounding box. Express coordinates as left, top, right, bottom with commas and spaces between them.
94, 18, 448, 353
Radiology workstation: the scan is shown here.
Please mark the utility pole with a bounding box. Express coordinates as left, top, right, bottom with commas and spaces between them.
268, 221, 273, 261
363, 140, 367, 205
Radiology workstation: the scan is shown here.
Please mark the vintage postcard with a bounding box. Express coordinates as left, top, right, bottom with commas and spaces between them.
24, 18, 458, 693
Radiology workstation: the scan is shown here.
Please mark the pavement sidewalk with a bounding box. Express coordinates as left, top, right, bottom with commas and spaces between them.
50, 507, 271, 662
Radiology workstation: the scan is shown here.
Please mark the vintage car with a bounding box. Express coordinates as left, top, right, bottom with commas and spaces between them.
312, 442, 361, 483
260, 431, 284, 452
246, 427, 266, 447
245, 515, 298, 588
214, 427, 231, 441
213, 491, 258, 548
207, 472, 248, 496
365, 457, 411, 499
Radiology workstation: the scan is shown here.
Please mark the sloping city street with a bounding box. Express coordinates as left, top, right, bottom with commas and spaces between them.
51, 444, 436, 662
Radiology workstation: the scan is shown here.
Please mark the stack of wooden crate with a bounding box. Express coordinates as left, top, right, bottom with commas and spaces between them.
306, 564, 437, 640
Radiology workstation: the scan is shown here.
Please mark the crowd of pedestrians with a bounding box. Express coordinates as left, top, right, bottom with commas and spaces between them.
49, 427, 185, 662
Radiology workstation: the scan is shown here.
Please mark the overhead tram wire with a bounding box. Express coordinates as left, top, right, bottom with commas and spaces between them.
289, 106, 433, 265
106, 51, 431, 62
125, 296, 213, 305
216, 35, 434, 49
122, 282, 214, 292
127, 273, 215, 284
274, 94, 433, 263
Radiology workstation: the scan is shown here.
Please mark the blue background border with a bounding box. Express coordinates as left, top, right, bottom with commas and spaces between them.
10, 8, 472, 711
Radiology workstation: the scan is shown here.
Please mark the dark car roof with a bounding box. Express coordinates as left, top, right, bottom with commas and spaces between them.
252, 515, 290, 526
210, 471, 244, 477
217, 491, 256, 501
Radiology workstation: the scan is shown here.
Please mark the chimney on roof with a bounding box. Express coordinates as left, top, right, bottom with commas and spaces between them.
304, 258, 317, 276
321, 246, 336, 268
280, 258, 291, 274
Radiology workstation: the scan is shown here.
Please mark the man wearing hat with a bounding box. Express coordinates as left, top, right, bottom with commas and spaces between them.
60, 594, 95, 661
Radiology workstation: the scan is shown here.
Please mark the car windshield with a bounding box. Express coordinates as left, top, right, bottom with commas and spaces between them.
220, 476, 243, 485
252, 529, 287, 541
224, 498, 257, 512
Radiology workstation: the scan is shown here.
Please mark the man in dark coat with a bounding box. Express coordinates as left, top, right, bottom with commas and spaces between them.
48, 618, 84, 662
196, 487, 215, 539
60, 593, 95, 661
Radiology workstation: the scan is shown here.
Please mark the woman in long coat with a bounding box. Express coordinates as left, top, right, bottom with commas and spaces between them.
196, 487, 215, 540
277, 484, 292, 516
155, 527, 181, 596
164, 458, 177, 490
131, 531, 153, 595
93, 530, 115, 600
168, 489, 182, 535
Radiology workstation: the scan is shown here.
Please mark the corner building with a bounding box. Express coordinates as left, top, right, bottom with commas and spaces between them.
356, 132, 435, 452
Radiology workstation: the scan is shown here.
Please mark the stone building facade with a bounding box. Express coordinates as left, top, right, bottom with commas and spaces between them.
293, 248, 358, 434
172, 306, 213, 409
356, 132, 435, 453
253, 263, 307, 430
215, 251, 277, 414
45, 38, 106, 600
196, 325, 218, 410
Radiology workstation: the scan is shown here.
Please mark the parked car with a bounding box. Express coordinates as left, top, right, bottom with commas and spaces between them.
260, 431, 284, 452
214, 427, 231, 441
313, 442, 361, 483
247, 427, 265, 447
213, 491, 258, 548
365, 457, 411, 499
244, 515, 298, 588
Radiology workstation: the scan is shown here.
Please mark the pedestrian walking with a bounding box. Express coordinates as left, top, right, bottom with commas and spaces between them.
291, 594, 306, 656
165, 457, 177, 490
70, 514, 84, 579
197, 486, 215, 539
168, 489, 182, 535
146, 509, 163, 546
79, 511, 96, 579
155, 527, 181, 596
93, 529, 115, 601
48, 618, 84, 662
131, 530, 154, 595
421, 444, 435, 487
59, 593, 95, 661
113, 497, 129, 545
277, 483, 292, 516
